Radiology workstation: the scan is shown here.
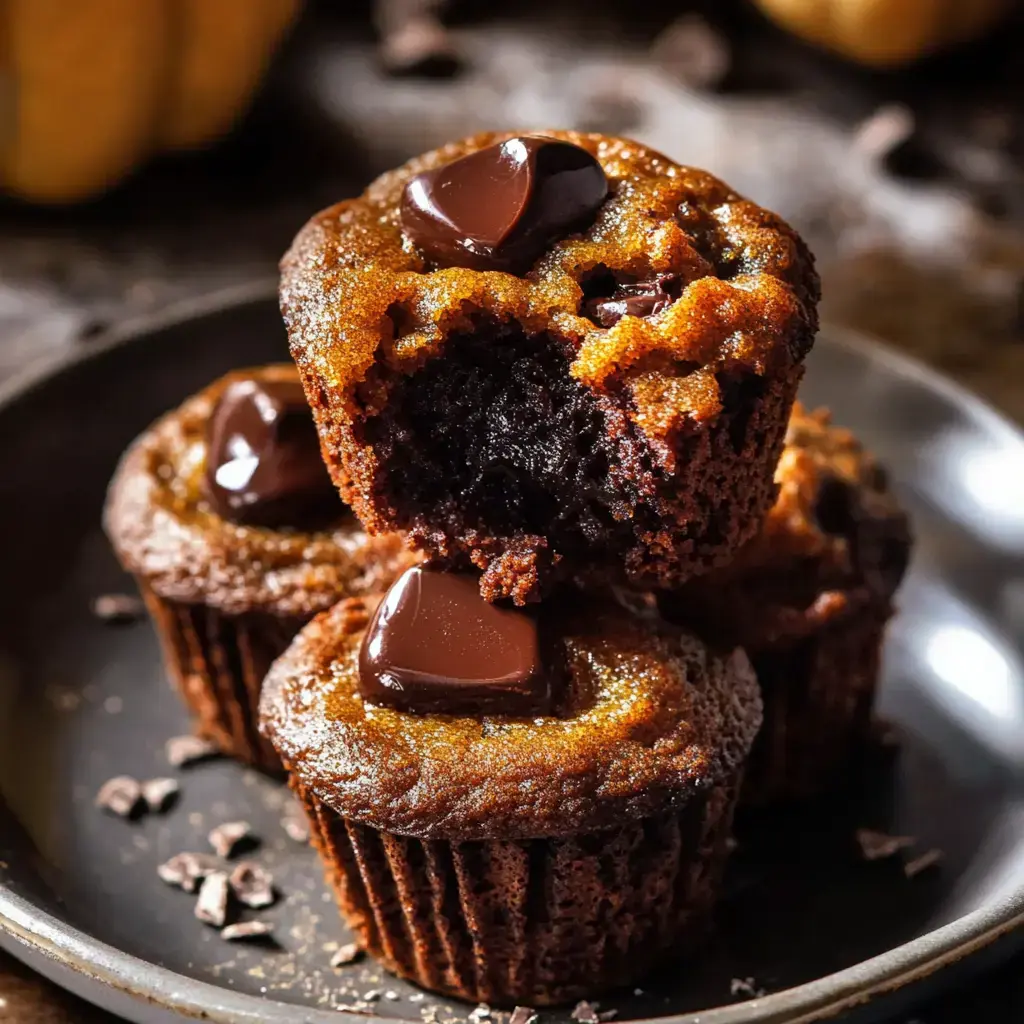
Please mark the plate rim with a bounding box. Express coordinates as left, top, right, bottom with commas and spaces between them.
1, 283, 1023, 1024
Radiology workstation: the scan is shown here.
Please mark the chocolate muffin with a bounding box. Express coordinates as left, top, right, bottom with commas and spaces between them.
660, 405, 912, 805
280, 131, 820, 604
104, 365, 418, 772
260, 567, 762, 1004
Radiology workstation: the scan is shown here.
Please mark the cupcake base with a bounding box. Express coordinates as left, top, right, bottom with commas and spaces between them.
295, 781, 739, 1006
741, 606, 888, 806
142, 585, 301, 774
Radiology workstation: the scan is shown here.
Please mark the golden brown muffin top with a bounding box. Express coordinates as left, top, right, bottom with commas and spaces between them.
103, 366, 418, 618
259, 594, 761, 841
663, 404, 912, 648
280, 130, 819, 447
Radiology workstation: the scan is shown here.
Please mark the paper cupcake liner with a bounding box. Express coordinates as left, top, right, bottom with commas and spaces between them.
742, 607, 889, 806
295, 780, 740, 1006
141, 583, 302, 774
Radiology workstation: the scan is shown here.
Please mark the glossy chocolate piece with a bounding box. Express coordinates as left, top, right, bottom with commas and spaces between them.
400, 136, 608, 274
358, 566, 554, 714
585, 273, 681, 328
203, 377, 338, 529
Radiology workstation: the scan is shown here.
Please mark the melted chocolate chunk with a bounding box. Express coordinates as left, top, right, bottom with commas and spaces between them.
584, 272, 681, 328
203, 377, 338, 529
400, 136, 608, 274
358, 566, 555, 714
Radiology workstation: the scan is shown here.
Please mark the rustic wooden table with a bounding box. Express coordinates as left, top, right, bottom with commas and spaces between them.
1, 4, 1021, 1020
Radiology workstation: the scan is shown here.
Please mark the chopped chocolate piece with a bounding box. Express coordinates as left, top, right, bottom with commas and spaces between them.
331, 942, 365, 968
221, 920, 275, 943
904, 848, 944, 878
572, 1002, 600, 1024
510, 1008, 538, 1024
856, 828, 916, 862
194, 871, 231, 928
469, 1005, 491, 1022
208, 821, 257, 859
281, 808, 310, 843
165, 735, 219, 767
358, 566, 555, 715
380, 18, 463, 78
91, 593, 145, 624
202, 376, 337, 529
729, 977, 766, 999
583, 272, 681, 328
651, 15, 730, 92
157, 852, 221, 893
384, 991, 401, 1001
400, 136, 608, 274
95, 776, 143, 818
141, 777, 180, 813
363, 990, 383, 1002
229, 862, 276, 909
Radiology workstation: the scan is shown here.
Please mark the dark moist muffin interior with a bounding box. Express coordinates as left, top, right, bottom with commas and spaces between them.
366, 320, 651, 561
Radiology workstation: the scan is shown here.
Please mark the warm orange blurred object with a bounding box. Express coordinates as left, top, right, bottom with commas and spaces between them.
1, 0, 302, 203
753, 0, 1011, 66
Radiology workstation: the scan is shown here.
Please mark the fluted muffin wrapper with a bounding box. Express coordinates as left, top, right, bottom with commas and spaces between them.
294, 779, 741, 1006
141, 583, 304, 774
741, 605, 890, 806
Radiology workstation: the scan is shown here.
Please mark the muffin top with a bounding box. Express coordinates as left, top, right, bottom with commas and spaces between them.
662, 404, 912, 648
280, 130, 819, 450
103, 365, 418, 618
259, 591, 761, 841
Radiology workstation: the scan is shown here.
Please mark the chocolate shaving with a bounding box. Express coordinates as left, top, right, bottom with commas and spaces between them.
229, 862, 276, 909
730, 977, 767, 999
904, 848, 944, 878
331, 942, 365, 968
221, 920, 274, 943
194, 872, 231, 927
856, 828, 916, 862
572, 1001, 600, 1024
208, 821, 256, 859
281, 807, 310, 843
141, 777, 180, 813
91, 593, 145, 624
651, 15, 729, 92
165, 735, 219, 767
95, 776, 143, 818
157, 852, 221, 893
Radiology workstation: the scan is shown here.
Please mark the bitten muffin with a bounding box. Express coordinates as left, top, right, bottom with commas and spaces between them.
280, 130, 820, 604
260, 570, 762, 1005
660, 405, 912, 805
104, 365, 418, 773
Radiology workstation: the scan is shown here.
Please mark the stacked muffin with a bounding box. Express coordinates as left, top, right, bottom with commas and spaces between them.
106, 130, 911, 1004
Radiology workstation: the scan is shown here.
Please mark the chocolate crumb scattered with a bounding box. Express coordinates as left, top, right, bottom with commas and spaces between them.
95, 776, 143, 818
363, 989, 383, 1002
229, 862, 276, 909
651, 15, 729, 92
91, 593, 145, 624
281, 807, 310, 843
208, 821, 257, 858
408, 992, 426, 1003
572, 1001, 600, 1024
166, 735, 219, 767
904, 848, 944, 878
856, 828, 916, 862
221, 920, 274, 943
510, 1008, 537, 1024
157, 852, 221, 892
141, 777, 180, 813
331, 942, 365, 968
730, 977, 767, 999
195, 871, 231, 927
385, 990, 401, 1001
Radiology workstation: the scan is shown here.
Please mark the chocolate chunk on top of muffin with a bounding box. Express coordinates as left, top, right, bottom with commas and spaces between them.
104, 365, 419, 770
280, 130, 820, 604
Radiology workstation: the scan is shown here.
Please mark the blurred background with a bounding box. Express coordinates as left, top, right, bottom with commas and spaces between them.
0, 0, 1022, 416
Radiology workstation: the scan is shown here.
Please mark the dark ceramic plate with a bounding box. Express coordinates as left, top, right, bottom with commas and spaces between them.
1, 286, 1023, 1024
